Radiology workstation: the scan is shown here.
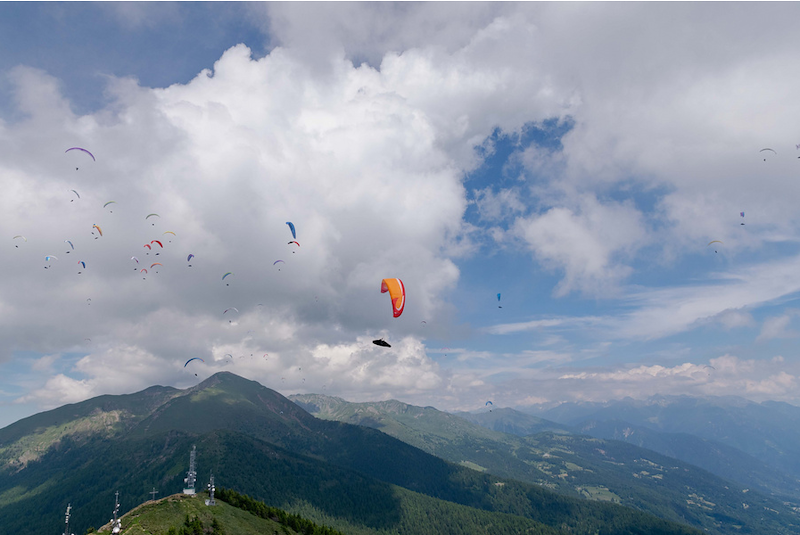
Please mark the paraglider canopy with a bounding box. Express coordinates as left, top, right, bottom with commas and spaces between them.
286, 222, 296, 240
381, 278, 405, 318
184, 357, 205, 367
372, 338, 391, 348
65, 147, 96, 161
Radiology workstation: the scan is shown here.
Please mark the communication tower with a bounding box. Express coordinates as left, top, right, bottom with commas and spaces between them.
110, 491, 122, 534
63, 503, 74, 535
205, 472, 217, 506
183, 445, 197, 495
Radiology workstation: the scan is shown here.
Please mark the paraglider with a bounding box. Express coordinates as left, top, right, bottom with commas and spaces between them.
184, 357, 204, 367
187, 254, 194, 267
486, 400, 493, 412
286, 222, 296, 240
70, 190, 80, 202
163, 231, 175, 243
497, 293, 502, 309
708, 240, 723, 253
151, 240, 163, 248
13, 235, 26, 247
65, 240, 74, 252
760, 148, 777, 161
223, 272, 233, 285
78, 261, 86, 274
104, 201, 117, 212
150, 262, 162, 272
44, 255, 58, 269
92, 224, 102, 237
223, 307, 239, 314
273, 259, 284, 271
373, 339, 391, 348
381, 278, 405, 318
740, 212, 745, 225
146, 213, 159, 226
288, 240, 299, 253
65, 147, 95, 169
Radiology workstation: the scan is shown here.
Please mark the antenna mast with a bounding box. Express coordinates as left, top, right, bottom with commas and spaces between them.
205, 472, 217, 506
183, 445, 197, 495
63, 503, 74, 535
111, 490, 122, 534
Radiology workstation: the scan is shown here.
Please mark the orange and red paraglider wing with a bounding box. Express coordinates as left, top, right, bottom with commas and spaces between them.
381, 278, 405, 318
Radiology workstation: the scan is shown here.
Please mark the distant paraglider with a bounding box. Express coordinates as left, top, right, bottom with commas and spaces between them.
740, 212, 745, 226
187, 254, 194, 267
92, 224, 103, 237
13, 235, 26, 247
708, 240, 723, 253
760, 148, 777, 161
65, 147, 95, 169
373, 339, 391, 348
497, 293, 502, 309
286, 222, 296, 240
223, 272, 233, 285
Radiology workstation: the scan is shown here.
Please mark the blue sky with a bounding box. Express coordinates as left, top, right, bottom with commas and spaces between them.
3, 2, 800, 428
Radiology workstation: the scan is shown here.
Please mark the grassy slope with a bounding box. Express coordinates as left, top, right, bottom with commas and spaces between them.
97, 493, 297, 535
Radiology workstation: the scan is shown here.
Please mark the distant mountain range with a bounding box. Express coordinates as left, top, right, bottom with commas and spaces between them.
514, 395, 800, 499
292, 393, 800, 534
0, 372, 701, 535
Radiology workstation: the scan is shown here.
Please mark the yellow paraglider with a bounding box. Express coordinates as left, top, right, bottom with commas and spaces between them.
381, 278, 405, 318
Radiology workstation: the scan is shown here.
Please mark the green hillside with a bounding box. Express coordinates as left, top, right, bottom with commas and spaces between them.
96, 492, 317, 535
1, 373, 703, 535
292, 393, 800, 535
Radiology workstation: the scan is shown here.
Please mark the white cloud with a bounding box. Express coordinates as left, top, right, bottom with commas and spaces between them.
757, 313, 798, 341
513, 195, 646, 297
485, 316, 603, 336
613, 255, 800, 340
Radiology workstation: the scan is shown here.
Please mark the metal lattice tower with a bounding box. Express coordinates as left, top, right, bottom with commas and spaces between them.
183, 445, 197, 495
205, 472, 217, 506
63, 503, 74, 535
111, 490, 122, 534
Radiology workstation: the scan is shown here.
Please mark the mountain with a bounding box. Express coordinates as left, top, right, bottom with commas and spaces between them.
456, 407, 571, 436
524, 395, 800, 495
292, 393, 800, 534
0, 372, 700, 535
576, 419, 800, 499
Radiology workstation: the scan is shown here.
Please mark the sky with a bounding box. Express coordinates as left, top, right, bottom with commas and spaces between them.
3, 2, 800, 428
